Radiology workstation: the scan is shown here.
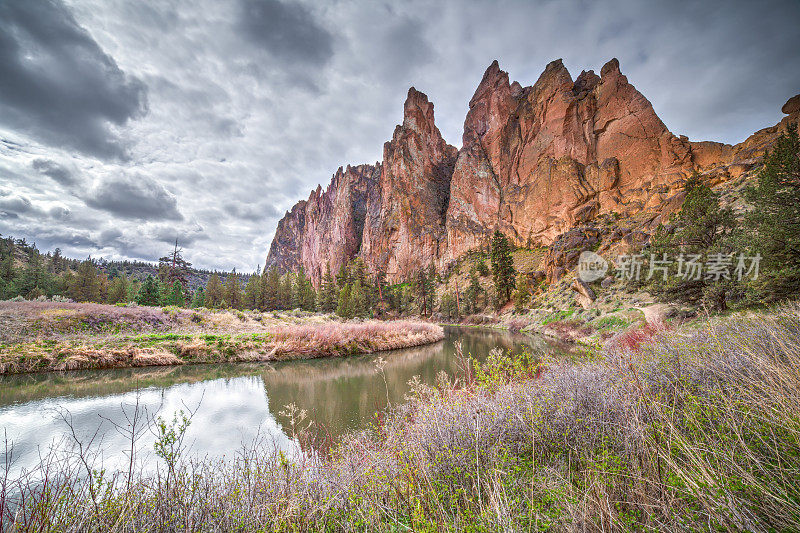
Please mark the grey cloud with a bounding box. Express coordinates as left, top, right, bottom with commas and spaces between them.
0, 0, 147, 159
85, 174, 182, 221
150, 224, 209, 246
238, 0, 333, 67
0, 195, 34, 217
32, 159, 78, 187
223, 201, 282, 222
49, 206, 72, 220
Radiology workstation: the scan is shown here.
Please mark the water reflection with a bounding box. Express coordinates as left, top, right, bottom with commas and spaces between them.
0, 327, 566, 476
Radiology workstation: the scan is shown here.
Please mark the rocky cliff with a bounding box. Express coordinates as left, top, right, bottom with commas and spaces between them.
265, 163, 379, 284
360, 88, 458, 279
266, 58, 800, 284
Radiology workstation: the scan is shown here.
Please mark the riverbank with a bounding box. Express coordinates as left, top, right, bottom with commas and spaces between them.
0, 302, 443, 375
4, 304, 799, 531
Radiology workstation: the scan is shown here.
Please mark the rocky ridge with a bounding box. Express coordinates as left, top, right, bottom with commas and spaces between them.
266, 58, 800, 284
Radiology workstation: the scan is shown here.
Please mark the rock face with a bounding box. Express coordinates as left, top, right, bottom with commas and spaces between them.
446, 58, 704, 263
265, 163, 379, 284
360, 88, 458, 279
266, 58, 800, 284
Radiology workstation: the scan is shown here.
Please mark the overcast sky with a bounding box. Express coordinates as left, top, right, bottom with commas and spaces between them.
0, 0, 798, 272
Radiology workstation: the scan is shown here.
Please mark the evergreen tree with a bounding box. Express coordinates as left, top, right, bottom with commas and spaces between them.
0, 255, 14, 284
336, 283, 352, 318
244, 273, 261, 310
412, 268, 429, 316
295, 268, 316, 311
260, 268, 280, 310
205, 273, 223, 308
646, 172, 736, 310
279, 274, 294, 309
223, 270, 242, 309
351, 279, 367, 317
513, 273, 531, 310
136, 275, 161, 306
464, 268, 483, 314
108, 276, 131, 304
69, 260, 105, 302
440, 291, 459, 319
318, 264, 338, 312
741, 124, 800, 302
191, 286, 206, 308
491, 231, 516, 303
17, 251, 53, 297
160, 281, 185, 307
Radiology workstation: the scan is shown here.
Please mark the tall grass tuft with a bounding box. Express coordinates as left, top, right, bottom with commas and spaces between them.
3, 306, 800, 531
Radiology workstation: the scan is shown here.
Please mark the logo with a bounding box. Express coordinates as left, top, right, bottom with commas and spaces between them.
577, 250, 608, 282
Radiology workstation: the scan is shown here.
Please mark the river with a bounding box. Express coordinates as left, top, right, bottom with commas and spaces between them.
0, 326, 567, 478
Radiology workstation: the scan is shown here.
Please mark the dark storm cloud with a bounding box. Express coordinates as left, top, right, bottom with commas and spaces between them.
32, 159, 78, 187
85, 174, 182, 221
238, 0, 333, 66
0, 0, 147, 159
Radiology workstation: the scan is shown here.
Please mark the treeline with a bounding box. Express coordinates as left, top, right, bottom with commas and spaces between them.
0, 232, 518, 320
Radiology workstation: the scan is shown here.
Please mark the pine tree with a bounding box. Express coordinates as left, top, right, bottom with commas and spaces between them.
412, 268, 429, 316
108, 276, 131, 304
279, 274, 293, 310
136, 275, 161, 306
741, 124, 800, 302
69, 260, 104, 302
513, 273, 531, 310
260, 268, 280, 310
191, 286, 206, 308
336, 283, 352, 318
491, 231, 516, 303
295, 268, 316, 311
351, 279, 366, 317
17, 251, 53, 297
318, 264, 338, 312
162, 281, 185, 307
244, 273, 261, 310
223, 270, 242, 309
205, 273, 223, 308
0, 255, 14, 283
465, 268, 483, 314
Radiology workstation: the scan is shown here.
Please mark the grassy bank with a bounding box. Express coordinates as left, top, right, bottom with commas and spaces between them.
0, 302, 444, 374
4, 305, 800, 530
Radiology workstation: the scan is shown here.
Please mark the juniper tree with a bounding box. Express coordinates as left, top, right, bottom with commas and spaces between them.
741, 124, 800, 303
646, 172, 736, 310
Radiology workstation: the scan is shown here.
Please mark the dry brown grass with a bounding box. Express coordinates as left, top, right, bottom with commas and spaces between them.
0, 302, 444, 374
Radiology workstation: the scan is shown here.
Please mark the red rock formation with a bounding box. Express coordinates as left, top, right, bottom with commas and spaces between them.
265, 163, 379, 284
265, 58, 800, 284
360, 88, 458, 280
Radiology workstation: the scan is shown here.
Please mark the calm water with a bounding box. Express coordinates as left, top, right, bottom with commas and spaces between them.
0, 327, 565, 476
